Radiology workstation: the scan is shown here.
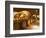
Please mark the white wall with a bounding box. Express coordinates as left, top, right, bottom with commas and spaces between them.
0, 0, 46, 38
